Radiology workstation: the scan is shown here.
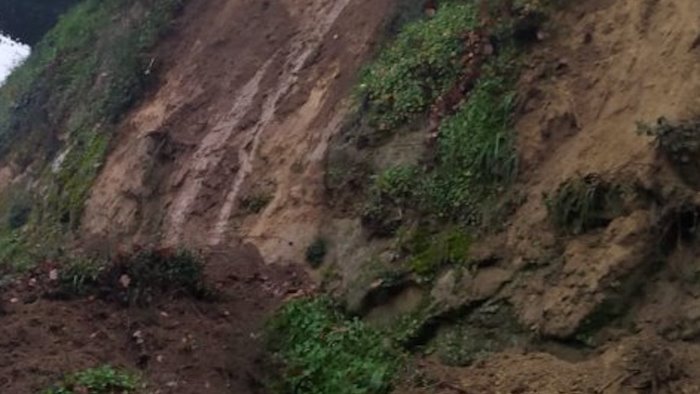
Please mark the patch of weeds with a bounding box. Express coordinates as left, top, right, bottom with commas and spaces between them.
0, 231, 33, 270
426, 57, 519, 222
545, 174, 624, 235
638, 118, 700, 164
51, 248, 211, 305
266, 297, 401, 394
359, 51, 519, 230
638, 117, 700, 187
362, 165, 422, 237
359, 2, 479, 130
401, 226, 471, 281
305, 238, 327, 268
239, 192, 273, 214
107, 248, 210, 305
43, 365, 141, 394
57, 258, 104, 297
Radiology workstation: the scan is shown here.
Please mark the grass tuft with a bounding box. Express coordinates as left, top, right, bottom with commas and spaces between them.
43, 365, 141, 394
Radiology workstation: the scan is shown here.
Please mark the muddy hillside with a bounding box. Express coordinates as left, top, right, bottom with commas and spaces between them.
0, 0, 699, 393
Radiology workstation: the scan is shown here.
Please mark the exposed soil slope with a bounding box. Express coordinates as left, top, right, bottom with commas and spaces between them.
0, 0, 395, 392
3, 0, 700, 392
82, 0, 393, 262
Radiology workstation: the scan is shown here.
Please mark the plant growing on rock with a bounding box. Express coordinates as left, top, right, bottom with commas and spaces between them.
545, 175, 624, 235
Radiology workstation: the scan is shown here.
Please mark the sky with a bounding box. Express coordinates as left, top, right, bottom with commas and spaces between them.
0, 35, 30, 83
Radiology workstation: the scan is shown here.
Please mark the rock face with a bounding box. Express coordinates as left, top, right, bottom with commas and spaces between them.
515, 210, 653, 338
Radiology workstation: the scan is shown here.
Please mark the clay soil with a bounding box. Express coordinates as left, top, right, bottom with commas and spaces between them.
0, 245, 308, 393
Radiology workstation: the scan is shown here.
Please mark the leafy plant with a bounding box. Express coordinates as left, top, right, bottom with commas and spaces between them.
305, 238, 328, 268
267, 297, 401, 394
43, 365, 140, 394
359, 1, 479, 130
545, 175, 624, 235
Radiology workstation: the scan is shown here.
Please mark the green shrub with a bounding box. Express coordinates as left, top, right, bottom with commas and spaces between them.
306, 238, 328, 268
108, 248, 210, 305
43, 365, 140, 394
267, 297, 401, 394
359, 2, 478, 130
545, 175, 624, 235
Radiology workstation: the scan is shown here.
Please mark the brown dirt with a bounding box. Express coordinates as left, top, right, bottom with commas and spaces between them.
81, 0, 394, 262
0, 245, 308, 393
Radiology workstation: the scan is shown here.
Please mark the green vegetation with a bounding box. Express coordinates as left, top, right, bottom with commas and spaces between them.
58, 258, 104, 297
305, 238, 328, 268
266, 297, 401, 394
0, 0, 182, 267
362, 165, 421, 236
43, 365, 141, 394
401, 226, 471, 280
638, 117, 700, 186
359, 1, 478, 130
426, 65, 518, 221
54, 248, 210, 305
545, 175, 624, 235
118, 248, 209, 305
361, 55, 518, 230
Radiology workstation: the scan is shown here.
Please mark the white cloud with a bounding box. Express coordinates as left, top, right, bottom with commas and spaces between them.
0, 35, 30, 84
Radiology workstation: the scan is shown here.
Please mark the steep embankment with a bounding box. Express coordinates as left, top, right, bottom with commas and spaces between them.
82, 0, 393, 261
0, 0, 398, 392
2, 0, 700, 392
